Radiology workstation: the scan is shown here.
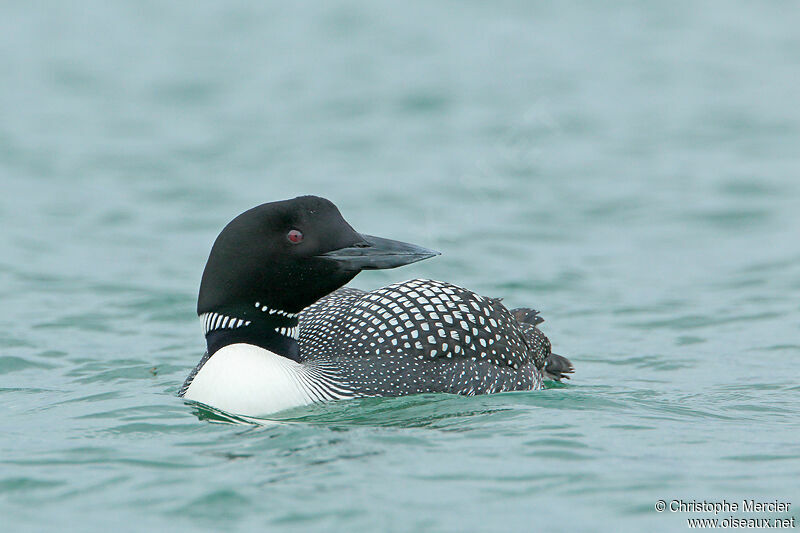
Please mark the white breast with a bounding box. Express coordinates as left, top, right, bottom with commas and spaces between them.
182, 343, 316, 417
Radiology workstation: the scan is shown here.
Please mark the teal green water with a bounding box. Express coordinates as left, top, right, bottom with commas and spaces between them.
2, 2, 799, 531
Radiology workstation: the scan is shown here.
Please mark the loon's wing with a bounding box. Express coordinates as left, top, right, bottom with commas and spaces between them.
298, 279, 532, 370
179, 350, 211, 397
297, 280, 558, 396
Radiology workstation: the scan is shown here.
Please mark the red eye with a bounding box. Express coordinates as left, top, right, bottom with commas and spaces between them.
287, 229, 304, 244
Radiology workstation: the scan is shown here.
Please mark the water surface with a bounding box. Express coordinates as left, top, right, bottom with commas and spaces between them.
1, 2, 799, 531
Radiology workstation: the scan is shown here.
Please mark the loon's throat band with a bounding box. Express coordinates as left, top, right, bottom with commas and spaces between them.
204, 324, 300, 362
202, 312, 252, 335
201, 309, 301, 362
201, 311, 299, 338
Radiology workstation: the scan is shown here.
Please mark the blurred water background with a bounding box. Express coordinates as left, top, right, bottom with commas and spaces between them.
1, 1, 799, 531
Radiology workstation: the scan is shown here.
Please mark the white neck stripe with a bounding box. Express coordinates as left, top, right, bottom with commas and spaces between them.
202, 312, 251, 336
200, 312, 299, 340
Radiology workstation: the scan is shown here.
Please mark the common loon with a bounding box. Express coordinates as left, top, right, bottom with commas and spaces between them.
180, 195, 573, 417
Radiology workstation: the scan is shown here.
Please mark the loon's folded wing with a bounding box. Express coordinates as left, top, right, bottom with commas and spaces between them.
298, 280, 551, 396
299, 279, 531, 370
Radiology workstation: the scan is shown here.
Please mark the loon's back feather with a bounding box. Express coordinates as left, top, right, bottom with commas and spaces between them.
297, 278, 555, 396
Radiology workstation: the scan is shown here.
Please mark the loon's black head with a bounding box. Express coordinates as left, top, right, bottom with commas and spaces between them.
198, 195, 439, 318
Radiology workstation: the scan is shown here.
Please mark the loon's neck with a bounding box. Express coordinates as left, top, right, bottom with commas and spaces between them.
201, 306, 301, 362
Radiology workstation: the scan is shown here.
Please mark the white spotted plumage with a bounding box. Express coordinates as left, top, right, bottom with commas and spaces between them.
296, 279, 546, 398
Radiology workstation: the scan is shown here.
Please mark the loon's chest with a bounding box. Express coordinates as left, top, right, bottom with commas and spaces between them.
182, 343, 314, 417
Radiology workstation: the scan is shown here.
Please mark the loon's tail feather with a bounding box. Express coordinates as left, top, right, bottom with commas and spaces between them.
543, 353, 574, 382
509, 306, 574, 382
510, 307, 545, 326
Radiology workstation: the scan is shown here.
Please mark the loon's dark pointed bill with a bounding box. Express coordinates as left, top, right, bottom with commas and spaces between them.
319, 234, 440, 271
